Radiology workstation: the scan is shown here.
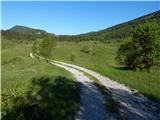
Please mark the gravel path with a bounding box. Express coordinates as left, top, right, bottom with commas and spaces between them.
30, 53, 112, 119
51, 62, 117, 120
53, 60, 160, 120
30, 53, 160, 120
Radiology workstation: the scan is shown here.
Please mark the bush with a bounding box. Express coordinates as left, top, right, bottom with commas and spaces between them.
81, 45, 95, 55
116, 21, 160, 71
81, 45, 90, 54
70, 53, 76, 62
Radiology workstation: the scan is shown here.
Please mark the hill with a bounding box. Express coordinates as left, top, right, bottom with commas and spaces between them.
9, 25, 46, 34
58, 10, 160, 42
1, 25, 55, 41
2, 10, 160, 42
76, 10, 160, 41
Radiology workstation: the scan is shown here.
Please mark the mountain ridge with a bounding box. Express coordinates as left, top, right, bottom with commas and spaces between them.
76, 10, 160, 41
2, 10, 160, 41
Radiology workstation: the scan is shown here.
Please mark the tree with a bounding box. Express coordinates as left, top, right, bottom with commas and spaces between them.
116, 21, 160, 71
32, 34, 56, 59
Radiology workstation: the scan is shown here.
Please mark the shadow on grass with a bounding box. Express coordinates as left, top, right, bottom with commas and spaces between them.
2, 76, 80, 120
112, 66, 130, 71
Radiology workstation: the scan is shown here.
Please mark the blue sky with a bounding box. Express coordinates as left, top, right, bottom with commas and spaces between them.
2, 1, 160, 35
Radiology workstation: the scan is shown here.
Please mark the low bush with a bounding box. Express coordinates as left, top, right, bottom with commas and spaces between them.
70, 53, 76, 62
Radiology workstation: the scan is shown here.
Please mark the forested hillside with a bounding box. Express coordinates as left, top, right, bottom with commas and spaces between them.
1, 25, 56, 41
58, 10, 160, 42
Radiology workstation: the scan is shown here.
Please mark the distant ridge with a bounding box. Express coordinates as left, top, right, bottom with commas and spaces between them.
2, 10, 160, 41
8, 25, 47, 34
2, 25, 55, 41
76, 10, 160, 41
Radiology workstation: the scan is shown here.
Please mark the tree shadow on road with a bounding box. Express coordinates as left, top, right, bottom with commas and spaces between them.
108, 87, 160, 120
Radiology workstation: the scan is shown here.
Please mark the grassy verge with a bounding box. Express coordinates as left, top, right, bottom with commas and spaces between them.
1, 39, 80, 120
54, 40, 160, 101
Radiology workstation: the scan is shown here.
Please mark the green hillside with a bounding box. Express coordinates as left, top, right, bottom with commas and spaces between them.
9, 25, 44, 33
80, 10, 160, 41
58, 10, 160, 42
2, 11, 160, 42
1, 25, 55, 41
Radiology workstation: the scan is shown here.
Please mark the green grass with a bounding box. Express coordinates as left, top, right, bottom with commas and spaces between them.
2, 39, 72, 96
54, 39, 160, 101
1, 38, 80, 120
2, 36, 160, 120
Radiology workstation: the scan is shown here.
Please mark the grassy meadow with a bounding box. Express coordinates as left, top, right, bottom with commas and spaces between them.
1, 36, 160, 119
54, 39, 160, 101
1, 39, 80, 120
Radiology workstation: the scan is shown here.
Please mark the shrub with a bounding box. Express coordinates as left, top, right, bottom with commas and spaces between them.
81, 45, 90, 54
70, 53, 76, 62
81, 45, 95, 55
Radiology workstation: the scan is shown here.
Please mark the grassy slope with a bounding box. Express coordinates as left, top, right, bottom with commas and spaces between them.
1, 39, 80, 120
54, 40, 160, 101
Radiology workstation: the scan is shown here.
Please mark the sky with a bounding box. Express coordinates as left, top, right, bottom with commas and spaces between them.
1, 1, 160, 35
